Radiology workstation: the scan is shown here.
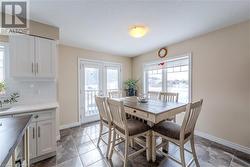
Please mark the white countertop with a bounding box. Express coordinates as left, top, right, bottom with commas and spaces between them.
0, 102, 59, 116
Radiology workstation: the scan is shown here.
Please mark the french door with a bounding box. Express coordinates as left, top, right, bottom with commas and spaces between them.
79, 60, 121, 123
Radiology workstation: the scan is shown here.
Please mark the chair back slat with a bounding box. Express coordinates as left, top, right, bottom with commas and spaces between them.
159, 92, 179, 102
109, 90, 123, 98
147, 91, 160, 100
95, 96, 111, 123
107, 98, 127, 131
181, 99, 203, 139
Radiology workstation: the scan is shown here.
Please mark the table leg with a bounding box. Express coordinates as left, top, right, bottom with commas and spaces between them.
146, 130, 152, 161
147, 121, 154, 161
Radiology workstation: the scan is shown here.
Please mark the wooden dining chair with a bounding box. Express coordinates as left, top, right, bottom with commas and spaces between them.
108, 90, 123, 98
152, 99, 203, 167
107, 98, 151, 167
147, 91, 160, 100
95, 96, 113, 157
158, 92, 179, 122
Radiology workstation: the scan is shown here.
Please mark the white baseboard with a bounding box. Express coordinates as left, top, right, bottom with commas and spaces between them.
195, 130, 250, 155
59, 121, 81, 130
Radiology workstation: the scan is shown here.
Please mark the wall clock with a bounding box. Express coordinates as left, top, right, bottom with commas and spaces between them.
158, 47, 168, 58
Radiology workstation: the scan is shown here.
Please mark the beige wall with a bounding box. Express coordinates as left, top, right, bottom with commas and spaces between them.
132, 21, 250, 148
58, 45, 132, 125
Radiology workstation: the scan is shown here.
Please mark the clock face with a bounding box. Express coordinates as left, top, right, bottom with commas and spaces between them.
158, 48, 168, 58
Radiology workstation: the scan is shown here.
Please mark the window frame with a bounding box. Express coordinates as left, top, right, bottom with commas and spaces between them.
143, 53, 192, 102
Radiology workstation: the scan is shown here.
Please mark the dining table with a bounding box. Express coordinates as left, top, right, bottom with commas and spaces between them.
121, 96, 187, 161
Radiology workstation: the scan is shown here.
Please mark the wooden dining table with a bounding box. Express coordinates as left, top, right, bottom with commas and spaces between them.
121, 97, 187, 160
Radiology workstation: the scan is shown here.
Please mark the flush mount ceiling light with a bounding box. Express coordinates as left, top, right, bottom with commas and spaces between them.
129, 25, 148, 38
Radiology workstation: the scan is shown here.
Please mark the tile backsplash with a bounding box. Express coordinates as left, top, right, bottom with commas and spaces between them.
5, 79, 57, 105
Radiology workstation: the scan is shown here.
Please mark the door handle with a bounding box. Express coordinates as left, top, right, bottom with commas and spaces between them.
38, 126, 40, 138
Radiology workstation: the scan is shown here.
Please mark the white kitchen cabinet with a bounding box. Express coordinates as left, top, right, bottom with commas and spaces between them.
29, 122, 37, 159
14, 110, 56, 163
9, 35, 35, 78
35, 38, 56, 78
9, 35, 56, 79
37, 119, 56, 156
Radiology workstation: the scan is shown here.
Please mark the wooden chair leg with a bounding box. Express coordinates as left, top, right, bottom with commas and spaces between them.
97, 121, 103, 147
106, 126, 112, 158
130, 138, 135, 148
146, 131, 150, 161
151, 131, 156, 162
108, 130, 116, 159
124, 136, 129, 167
190, 135, 200, 167
180, 144, 186, 167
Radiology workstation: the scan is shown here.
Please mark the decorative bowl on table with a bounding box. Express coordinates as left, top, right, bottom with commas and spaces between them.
137, 95, 148, 103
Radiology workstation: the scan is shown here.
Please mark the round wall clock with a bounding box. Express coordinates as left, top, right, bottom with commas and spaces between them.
158, 47, 168, 58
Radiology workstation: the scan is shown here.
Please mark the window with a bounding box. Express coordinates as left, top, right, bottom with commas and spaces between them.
0, 45, 5, 82
144, 55, 191, 103
106, 67, 120, 91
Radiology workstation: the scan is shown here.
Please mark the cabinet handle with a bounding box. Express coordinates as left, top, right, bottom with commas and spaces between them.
33, 127, 35, 139
38, 126, 40, 138
32, 63, 34, 73
36, 63, 39, 74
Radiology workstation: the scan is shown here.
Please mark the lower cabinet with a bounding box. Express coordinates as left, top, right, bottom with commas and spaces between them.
15, 110, 56, 161
37, 119, 56, 156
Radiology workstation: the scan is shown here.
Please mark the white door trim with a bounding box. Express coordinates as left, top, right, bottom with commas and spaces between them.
77, 57, 122, 124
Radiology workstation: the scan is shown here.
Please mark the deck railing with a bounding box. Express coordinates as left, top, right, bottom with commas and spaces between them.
84, 89, 120, 116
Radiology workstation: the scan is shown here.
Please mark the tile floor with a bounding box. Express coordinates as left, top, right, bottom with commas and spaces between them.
32, 121, 250, 167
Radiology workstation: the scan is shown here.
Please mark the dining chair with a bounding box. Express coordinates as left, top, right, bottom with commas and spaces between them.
108, 90, 123, 98
107, 98, 151, 167
158, 92, 179, 122
152, 99, 203, 167
95, 96, 113, 157
147, 91, 160, 100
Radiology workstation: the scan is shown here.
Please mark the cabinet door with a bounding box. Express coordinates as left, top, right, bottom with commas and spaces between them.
37, 119, 56, 156
9, 35, 35, 77
29, 122, 37, 159
35, 37, 56, 78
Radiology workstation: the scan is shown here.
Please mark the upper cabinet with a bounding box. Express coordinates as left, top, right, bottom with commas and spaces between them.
9, 35, 56, 79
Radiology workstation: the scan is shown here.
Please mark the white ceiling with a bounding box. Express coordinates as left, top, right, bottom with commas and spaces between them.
30, 0, 250, 57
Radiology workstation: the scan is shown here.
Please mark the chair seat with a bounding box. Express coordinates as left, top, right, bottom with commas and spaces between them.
153, 121, 191, 140
116, 119, 150, 136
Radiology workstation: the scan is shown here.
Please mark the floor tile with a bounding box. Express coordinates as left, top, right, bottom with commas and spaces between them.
76, 140, 97, 154
56, 156, 83, 167
32, 122, 250, 167
73, 134, 92, 146
87, 159, 109, 167
56, 136, 78, 164
31, 156, 56, 167
199, 146, 234, 167
80, 148, 104, 166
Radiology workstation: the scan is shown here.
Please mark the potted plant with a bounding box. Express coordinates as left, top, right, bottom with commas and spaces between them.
0, 82, 5, 95
124, 79, 139, 96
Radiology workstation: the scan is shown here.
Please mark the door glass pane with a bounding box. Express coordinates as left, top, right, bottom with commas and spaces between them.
84, 67, 99, 116
107, 68, 119, 92
147, 69, 162, 91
